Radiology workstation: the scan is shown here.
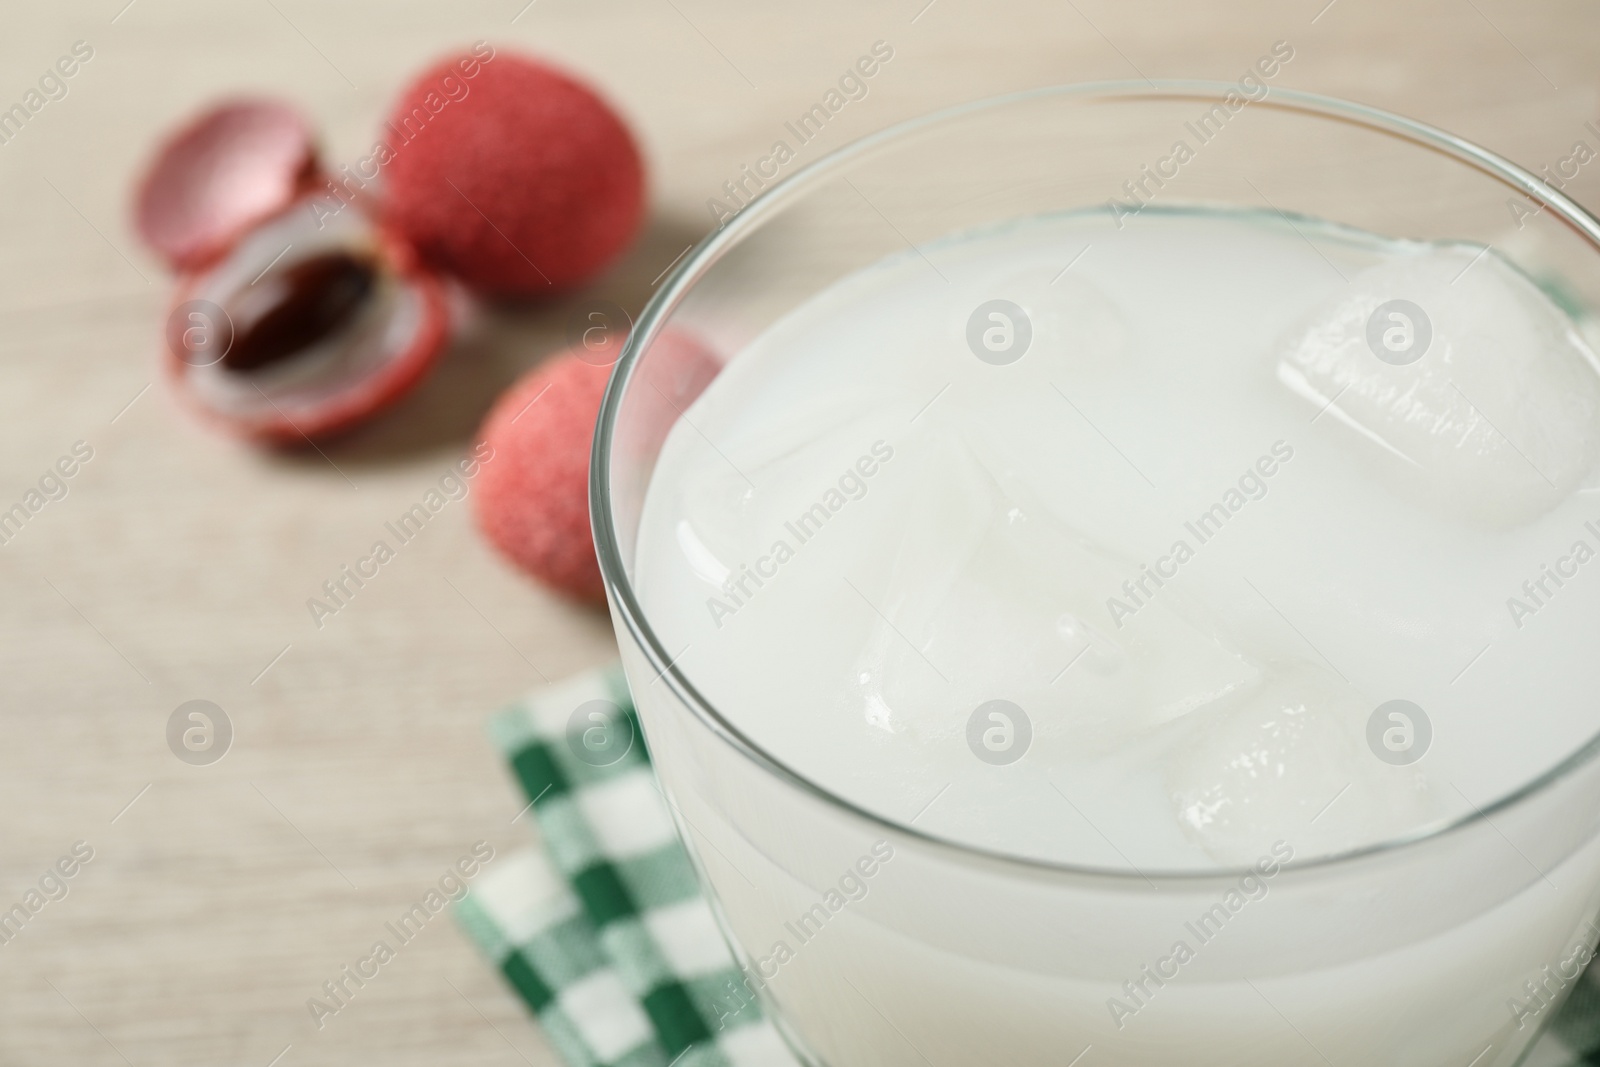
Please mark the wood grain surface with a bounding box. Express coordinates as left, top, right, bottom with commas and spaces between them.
0, 1, 1595, 1064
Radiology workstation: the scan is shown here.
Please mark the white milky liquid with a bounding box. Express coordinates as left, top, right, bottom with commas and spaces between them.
623, 207, 1600, 1064
634, 207, 1600, 874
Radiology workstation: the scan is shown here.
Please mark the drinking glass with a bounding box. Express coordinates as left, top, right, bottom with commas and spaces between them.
591, 82, 1600, 1065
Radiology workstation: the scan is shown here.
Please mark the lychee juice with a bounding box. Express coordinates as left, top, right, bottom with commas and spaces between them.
625, 207, 1600, 1064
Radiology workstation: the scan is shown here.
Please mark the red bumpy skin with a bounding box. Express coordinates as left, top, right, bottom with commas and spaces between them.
475, 353, 613, 601
381, 49, 645, 298
473, 330, 722, 602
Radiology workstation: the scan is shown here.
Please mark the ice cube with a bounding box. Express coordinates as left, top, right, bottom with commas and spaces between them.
1165, 664, 1440, 866
856, 431, 1261, 754
1276, 245, 1600, 526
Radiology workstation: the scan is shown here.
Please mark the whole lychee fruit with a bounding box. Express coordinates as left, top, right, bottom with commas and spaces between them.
475, 352, 611, 601
381, 49, 645, 298
474, 330, 721, 601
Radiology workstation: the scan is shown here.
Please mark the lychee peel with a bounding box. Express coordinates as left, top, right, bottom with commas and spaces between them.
135, 98, 319, 273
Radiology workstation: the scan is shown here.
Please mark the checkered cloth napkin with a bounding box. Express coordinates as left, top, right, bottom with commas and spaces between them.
1543, 981, 1600, 1066
455, 665, 1600, 1067
455, 666, 798, 1067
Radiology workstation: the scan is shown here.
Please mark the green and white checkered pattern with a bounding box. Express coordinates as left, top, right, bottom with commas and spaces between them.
1539, 973, 1600, 1066
456, 665, 1600, 1067
456, 667, 798, 1067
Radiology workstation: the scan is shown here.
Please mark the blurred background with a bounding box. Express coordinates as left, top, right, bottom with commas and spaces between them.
0, 1, 1596, 1063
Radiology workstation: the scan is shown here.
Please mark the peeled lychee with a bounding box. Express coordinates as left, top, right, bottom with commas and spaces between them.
165, 197, 450, 444
475, 329, 720, 601
380, 50, 645, 298
136, 96, 451, 443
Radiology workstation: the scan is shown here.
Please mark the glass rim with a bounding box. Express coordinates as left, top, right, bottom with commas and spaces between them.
591, 79, 1600, 883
